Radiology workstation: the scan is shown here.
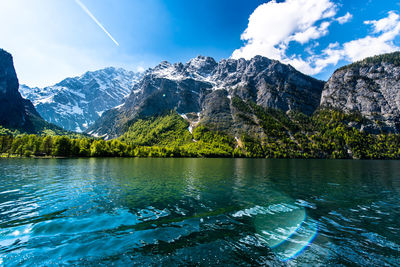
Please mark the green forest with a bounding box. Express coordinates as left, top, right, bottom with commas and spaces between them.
1, 106, 400, 159
338, 51, 400, 71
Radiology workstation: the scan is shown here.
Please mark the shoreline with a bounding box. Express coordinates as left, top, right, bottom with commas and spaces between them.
1, 154, 399, 160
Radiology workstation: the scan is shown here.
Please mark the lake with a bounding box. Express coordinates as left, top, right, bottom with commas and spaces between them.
0, 158, 399, 266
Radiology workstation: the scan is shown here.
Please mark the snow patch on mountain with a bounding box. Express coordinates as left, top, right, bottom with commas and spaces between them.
20, 67, 142, 132
87, 55, 324, 138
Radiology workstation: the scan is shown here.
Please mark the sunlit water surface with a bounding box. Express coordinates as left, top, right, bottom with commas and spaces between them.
0, 158, 399, 266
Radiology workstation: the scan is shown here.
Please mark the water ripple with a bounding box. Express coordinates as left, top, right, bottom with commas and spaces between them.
0, 158, 399, 266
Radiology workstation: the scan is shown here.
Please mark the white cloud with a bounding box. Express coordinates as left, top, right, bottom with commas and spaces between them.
309, 11, 400, 74
232, 0, 338, 60
232, 0, 400, 77
365, 11, 399, 33
337, 12, 353, 24
291, 21, 331, 44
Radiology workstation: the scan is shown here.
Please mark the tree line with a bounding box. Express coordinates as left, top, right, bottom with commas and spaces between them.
0, 134, 237, 158
1, 108, 400, 159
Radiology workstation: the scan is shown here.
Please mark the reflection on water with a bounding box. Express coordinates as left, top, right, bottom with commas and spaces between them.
0, 158, 399, 266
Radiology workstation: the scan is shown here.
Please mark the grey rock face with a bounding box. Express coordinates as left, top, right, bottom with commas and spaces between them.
0, 50, 18, 96
0, 49, 43, 131
215, 56, 324, 115
88, 55, 325, 138
321, 57, 400, 133
20, 67, 142, 132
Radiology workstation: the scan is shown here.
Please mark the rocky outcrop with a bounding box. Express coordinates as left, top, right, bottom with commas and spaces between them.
0, 49, 45, 132
320, 52, 400, 133
20, 68, 142, 132
88, 55, 325, 138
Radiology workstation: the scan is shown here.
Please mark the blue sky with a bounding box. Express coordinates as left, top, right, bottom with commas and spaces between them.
0, 0, 399, 87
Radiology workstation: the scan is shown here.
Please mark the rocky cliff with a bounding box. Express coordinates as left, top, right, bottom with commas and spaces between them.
0, 49, 47, 132
320, 52, 400, 133
88, 55, 325, 138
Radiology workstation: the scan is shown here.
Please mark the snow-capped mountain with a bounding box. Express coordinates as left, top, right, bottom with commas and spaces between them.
88, 55, 325, 138
20, 67, 142, 132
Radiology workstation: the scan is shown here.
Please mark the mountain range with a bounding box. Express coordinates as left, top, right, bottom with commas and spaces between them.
88, 53, 400, 139
1, 48, 400, 144
88, 55, 325, 139
20, 68, 142, 132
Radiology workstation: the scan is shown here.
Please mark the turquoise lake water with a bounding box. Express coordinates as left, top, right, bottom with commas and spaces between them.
0, 158, 399, 266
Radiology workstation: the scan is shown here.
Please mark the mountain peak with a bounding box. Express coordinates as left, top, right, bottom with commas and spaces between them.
189, 55, 217, 63
21, 66, 143, 132
186, 56, 217, 76
321, 51, 400, 133
88, 54, 325, 138
156, 61, 172, 69
0, 49, 18, 95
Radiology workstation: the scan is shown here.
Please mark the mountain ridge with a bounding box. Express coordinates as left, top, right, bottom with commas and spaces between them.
4, 49, 400, 141
2, 49, 400, 159
20, 67, 142, 132
87, 55, 325, 139
320, 51, 400, 133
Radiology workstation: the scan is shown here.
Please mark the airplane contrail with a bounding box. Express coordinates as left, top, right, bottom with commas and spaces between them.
74, 0, 120, 46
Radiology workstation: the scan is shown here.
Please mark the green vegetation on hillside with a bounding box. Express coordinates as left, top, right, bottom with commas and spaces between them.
120, 112, 192, 146
0, 126, 20, 136
233, 99, 400, 159
1, 116, 80, 137
121, 113, 236, 157
337, 51, 400, 71
1, 106, 400, 159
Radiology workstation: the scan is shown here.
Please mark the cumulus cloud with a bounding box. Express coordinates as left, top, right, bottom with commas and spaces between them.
232, 0, 400, 76
232, 0, 338, 60
291, 21, 331, 44
309, 11, 400, 74
365, 11, 399, 34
